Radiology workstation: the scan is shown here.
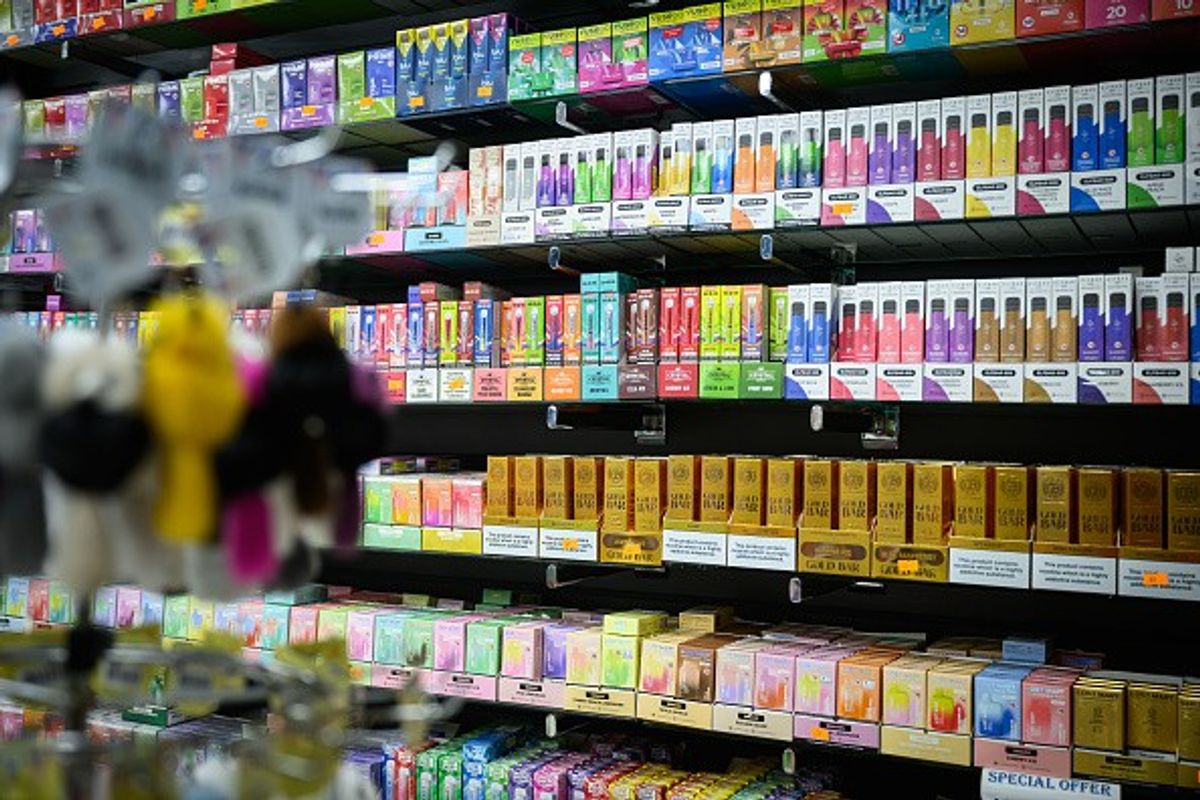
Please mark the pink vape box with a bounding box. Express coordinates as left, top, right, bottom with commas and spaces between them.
452, 475, 485, 529
1022, 668, 1077, 746
502, 621, 546, 680
794, 647, 860, 717
347, 609, 385, 662
422, 476, 454, 527
289, 605, 321, 645
115, 586, 142, 628
755, 645, 809, 711
716, 639, 771, 706
237, 600, 265, 648
1085, 0, 1148, 27
434, 614, 486, 672
28, 579, 49, 623
533, 754, 590, 800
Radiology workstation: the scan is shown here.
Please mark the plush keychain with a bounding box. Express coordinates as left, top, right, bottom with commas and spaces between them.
0, 324, 48, 575
143, 293, 246, 545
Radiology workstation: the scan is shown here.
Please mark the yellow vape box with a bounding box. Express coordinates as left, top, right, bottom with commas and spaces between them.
913, 462, 954, 544
720, 285, 743, 361
1127, 682, 1178, 753
1036, 466, 1077, 544
994, 465, 1032, 541
1179, 688, 1200, 760
678, 605, 734, 633
699, 285, 722, 360
513, 456, 543, 518
1166, 471, 1200, 551
802, 459, 839, 529
603, 457, 636, 533
573, 456, 605, 522
635, 458, 668, 534
765, 458, 801, 528
875, 461, 913, 543
1077, 468, 1118, 547
838, 459, 877, 534
700, 455, 733, 524
1073, 679, 1126, 751
1122, 468, 1163, 549
666, 455, 700, 522
486, 455, 514, 517
731, 457, 766, 526
543, 455, 574, 520
953, 464, 992, 539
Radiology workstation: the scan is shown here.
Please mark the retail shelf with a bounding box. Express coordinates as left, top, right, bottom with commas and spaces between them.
383, 395, 1199, 467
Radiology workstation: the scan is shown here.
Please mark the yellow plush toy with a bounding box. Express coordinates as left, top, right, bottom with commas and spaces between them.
143, 292, 246, 544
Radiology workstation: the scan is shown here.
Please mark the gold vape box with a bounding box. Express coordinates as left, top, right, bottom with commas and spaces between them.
486, 455, 514, 517
1077, 468, 1118, 547
1036, 466, 1077, 544
994, 466, 1032, 541
602, 457, 636, 533
838, 460, 877, 534
802, 459, 839, 529
731, 457, 766, 526
666, 455, 700, 522
678, 605, 734, 633
1126, 682, 1178, 753
1179, 689, 1200, 761
700, 456, 733, 524
953, 464, 993, 539
765, 458, 802, 528
875, 461, 912, 543
1166, 471, 1200, 551
1122, 468, 1163, 548
1073, 680, 1126, 751
513, 455, 543, 518
542, 455, 574, 520
634, 458, 667, 534
573, 456, 604, 522
912, 462, 954, 544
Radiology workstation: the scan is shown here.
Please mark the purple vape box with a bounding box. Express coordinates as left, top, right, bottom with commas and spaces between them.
366, 47, 396, 99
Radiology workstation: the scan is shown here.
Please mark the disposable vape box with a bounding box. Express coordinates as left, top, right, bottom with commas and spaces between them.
1072, 84, 1099, 172
1187, 72, 1200, 164
612, 17, 649, 86
1017, 0, 1083, 34
901, 281, 925, 362
991, 91, 1017, 177
507, 32, 540, 102
1025, 278, 1053, 362
1167, 471, 1200, 550
888, 0, 950, 51
925, 280, 951, 363
950, 0, 1014, 44
917, 100, 942, 182
948, 279, 975, 363
599, 289, 626, 365
648, 4, 724, 80
912, 462, 954, 543
1161, 272, 1190, 362
711, 118, 736, 194
540, 28, 578, 98
755, 115, 776, 192
720, 284, 743, 360
1036, 466, 1076, 543
966, 94, 992, 179
1051, 277, 1078, 363
823, 109, 847, 188
723, 0, 762, 73
786, 284, 810, 362
876, 281, 903, 363
699, 455, 732, 524
974, 280, 1002, 362
1017, 89, 1044, 174
633, 457, 666, 533
769, 286, 789, 361
1157, 74, 1185, 164
836, 284, 859, 361
869, 104, 893, 185
856, 282, 880, 362
741, 284, 767, 360
838, 459, 877, 533
730, 456, 766, 526
846, 106, 870, 186
734, 116, 757, 194
941, 96, 966, 180
1103, 273, 1133, 362
954, 464, 993, 538
1135, 276, 1161, 361
1127, 78, 1155, 168
1077, 468, 1118, 546
802, 0, 844, 63
503, 622, 545, 680
975, 664, 1031, 740
715, 638, 769, 706
1098, 80, 1126, 170
878, 462, 916, 539
1192, 272, 1200, 362
513, 455, 543, 519
892, 102, 916, 184
601, 633, 640, 688
1165, 246, 1195, 272
798, 110, 823, 188
1077, 275, 1105, 362
808, 283, 834, 363
577, 23, 611, 94
802, 458, 839, 529
995, 278, 1027, 363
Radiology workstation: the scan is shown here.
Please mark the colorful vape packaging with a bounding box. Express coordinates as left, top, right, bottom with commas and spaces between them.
1127, 78, 1156, 168
888, 0, 951, 51
925, 280, 951, 363
577, 23, 613, 94
671, 123, 695, 196
941, 96, 966, 180
869, 104, 893, 185
774, 113, 800, 190
846, 106, 870, 186
949, 0, 1015, 44
802, 0, 845, 63
724, 0, 763, 72
612, 17, 650, 87
1077, 468, 1118, 546
892, 101, 916, 184
1044, 85, 1072, 173
900, 281, 925, 362
700, 285, 721, 360
742, 284, 768, 360
974, 280, 1001, 362
1157, 74, 1185, 164
808, 283, 834, 363
837, 284, 858, 361
648, 4, 725, 80
854, 283, 879, 362
997, 278, 1026, 363
839, 459, 877, 532
721, 284, 743, 360
948, 280, 975, 363
1078, 275, 1105, 362
991, 91, 1017, 177
797, 111, 823, 188
1072, 84, 1099, 172
786, 284, 810, 362
711, 119, 736, 193
917, 99, 942, 181
1018, 89, 1045, 174
966, 94, 992, 178
1026, 278, 1053, 363
691, 120, 716, 194
876, 281, 903, 363
1186, 71, 1200, 164
1161, 272, 1190, 362
659, 288, 681, 363
1191, 272, 1200, 363
823, 109, 848, 188
1050, 277, 1078, 364
1098, 80, 1127, 169
1136, 277, 1161, 361
755, 115, 776, 192
735, 116, 757, 193
1018, 0, 1084, 34
1104, 273, 1133, 362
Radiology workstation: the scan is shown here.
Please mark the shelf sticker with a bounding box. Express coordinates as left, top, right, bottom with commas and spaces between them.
1031, 552, 1117, 595
950, 547, 1032, 589
810, 727, 831, 742
539, 528, 598, 562
663, 529, 728, 566
897, 559, 920, 575
482, 525, 538, 559
980, 769, 1122, 800
1142, 571, 1168, 587
1117, 558, 1200, 601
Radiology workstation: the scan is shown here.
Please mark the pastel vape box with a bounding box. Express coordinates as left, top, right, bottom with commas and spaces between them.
677, 634, 734, 702
965, 94, 992, 178
542, 622, 578, 679
734, 116, 757, 193
1023, 668, 1075, 746
991, 91, 1017, 176
883, 655, 939, 727
1077, 274, 1105, 362
465, 619, 504, 675
974, 280, 1001, 362
612, 17, 650, 86
1051, 277, 1078, 363
891, 102, 916, 184
948, 279, 975, 363
845, 106, 870, 187
755, 645, 802, 711
639, 631, 693, 695
899, 281, 925, 362
566, 626, 604, 684
716, 638, 769, 706
835, 285, 858, 361
601, 633, 640, 688
928, 659, 986, 733
950, 0, 1014, 43
875, 282, 903, 363
502, 621, 544, 679
1156, 74, 1185, 165
888, 0, 951, 51
1017, 0, 1083, 34
974, 664, 1031, 740
941, 96, 966, 180
823, 109, 848, 188
838, 651, 898, 722
869, 104, 893, 185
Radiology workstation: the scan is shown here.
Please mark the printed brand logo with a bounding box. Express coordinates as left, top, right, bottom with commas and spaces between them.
999, 472, 1024, 498
1084, 479, 1107, 501
1134, 170, 1174, 180
1040, 474, 1065, 500
808, 469, 828, 489
981, 369, 1018, 377
921, 185, 957, 195
844, 469, 864, 490
1079, 175, 1116, 185
827, 192, 861, 202
881, 469, 903, 490
1027, 178, 1063, 188
918, 471, 938, 493
782, 191, 816, 200
875, 189, 906, 198
970, 182, 1006, 192
738, 197, 768, 207
958, 472, 982, 494
655, 199, 684, 208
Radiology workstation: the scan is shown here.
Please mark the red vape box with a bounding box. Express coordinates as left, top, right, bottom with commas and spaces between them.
634, 287, 659, 364
457, 300, 475, 365
376, 304, 393, 370
545, 295, 564, 367
563, 294, 582, 366
1017, 0, 1084, 35
659, 287, 681, 363
680, 286, 701, 362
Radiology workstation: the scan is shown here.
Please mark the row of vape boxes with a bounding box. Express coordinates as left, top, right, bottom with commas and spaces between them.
483, 454, 1200, 550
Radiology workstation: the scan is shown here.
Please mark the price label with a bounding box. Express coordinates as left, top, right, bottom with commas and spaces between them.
897, 559, 920, 575
809, 726, 830, 742
478, 85, 493, 98
1142, 571, 1169, 587
144, 6, 157, 19
359, 97, 375, 109
253, 116, 268, 128
562, 538, 579, 553
5, 35, 19, 46
367, 232, 385, 246
51, 24, 65, 36
92, 16, 106, 29
301, 104, 317, 116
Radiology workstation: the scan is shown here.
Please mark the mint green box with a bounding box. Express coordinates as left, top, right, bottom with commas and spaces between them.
465, 619, 507, 675
363, 523, 422, 550
582, 365, 619, 400
699, 362, 741, 399
438, 751, 464, 800
374, 612, 412, 666
481, 588, 514, 606
417, 746, 450, 800
739, 362, 784, 399
163, 595, 190, 639
403, 613, 437, 668
179, 76, 205, 124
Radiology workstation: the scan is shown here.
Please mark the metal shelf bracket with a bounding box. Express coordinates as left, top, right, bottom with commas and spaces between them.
546, 403, 666, 446
554, 102, 587, 135
757, 71, 791, 112
810, 403, 899, 451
